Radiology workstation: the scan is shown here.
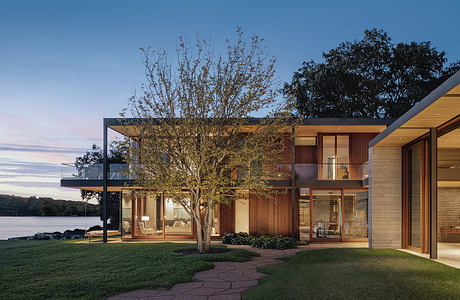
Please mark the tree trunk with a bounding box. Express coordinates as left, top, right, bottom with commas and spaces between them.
203, 205, 212, 252
194, 203, 206, 253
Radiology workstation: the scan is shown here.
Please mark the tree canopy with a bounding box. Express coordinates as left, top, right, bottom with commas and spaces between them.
284, 28, 460, 118
122, 29, 292, 252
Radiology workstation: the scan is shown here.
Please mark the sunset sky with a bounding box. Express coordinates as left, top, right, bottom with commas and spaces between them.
0, 0, 458, 201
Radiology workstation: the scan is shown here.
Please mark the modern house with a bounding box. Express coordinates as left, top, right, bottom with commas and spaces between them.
61, 70, 460, 262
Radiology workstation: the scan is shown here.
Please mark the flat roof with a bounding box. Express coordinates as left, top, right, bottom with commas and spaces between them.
106, 118, 394, 138
370, 70, 460, 147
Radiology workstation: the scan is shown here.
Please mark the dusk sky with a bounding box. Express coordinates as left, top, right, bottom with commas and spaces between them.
0, 0, 459, 201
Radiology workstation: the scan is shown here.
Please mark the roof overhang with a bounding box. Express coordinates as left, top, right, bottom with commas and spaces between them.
106, 118, 393, 138
370, 70, 460, 147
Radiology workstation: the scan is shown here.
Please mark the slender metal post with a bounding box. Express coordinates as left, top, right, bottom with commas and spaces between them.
429, 128, 437, 259
291, 126, 296, 238
103, 119, 108, 243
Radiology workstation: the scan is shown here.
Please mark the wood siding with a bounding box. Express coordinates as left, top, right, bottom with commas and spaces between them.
219, 202, 235, 235
295, 145, 317, 163
249, 190, 293, 235
350, 133, 378, 163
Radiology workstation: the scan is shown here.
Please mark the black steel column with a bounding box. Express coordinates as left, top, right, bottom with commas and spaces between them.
429, 128, 438, 259
291, 126, 296, 238
102, 119, 108, 243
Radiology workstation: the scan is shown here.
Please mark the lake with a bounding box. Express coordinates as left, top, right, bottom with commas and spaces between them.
0, 216, 102, 240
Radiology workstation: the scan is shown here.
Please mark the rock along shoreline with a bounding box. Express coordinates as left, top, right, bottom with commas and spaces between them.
8, 225, 102, 241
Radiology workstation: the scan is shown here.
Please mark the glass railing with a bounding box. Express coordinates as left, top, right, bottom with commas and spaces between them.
61, 163, 132, 180
295, 163, 368, 180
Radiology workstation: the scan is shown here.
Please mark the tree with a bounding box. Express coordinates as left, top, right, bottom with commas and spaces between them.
122, 29, 291, 253
75, 143, 126, 228
284, 28, 460, 118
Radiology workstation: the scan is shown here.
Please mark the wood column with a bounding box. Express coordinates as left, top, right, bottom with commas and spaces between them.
429, 128, 437, 259
291, 126, 296, 237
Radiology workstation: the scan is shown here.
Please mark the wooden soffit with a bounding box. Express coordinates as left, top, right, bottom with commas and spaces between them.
371, 71, 460, 147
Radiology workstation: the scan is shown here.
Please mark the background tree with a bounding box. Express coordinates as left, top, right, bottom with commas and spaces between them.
284, 28, 460, 118
75, 143, 126, 228
122, 29, 291, 253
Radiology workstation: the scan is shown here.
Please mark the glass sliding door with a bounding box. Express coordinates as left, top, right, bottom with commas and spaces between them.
312, 190, 341, 239
133, 192, 164, 238
164, 196, 193, 236
336, 136, 350, 179
322, 136, 336, 179
299, 188, 311, 241
409, 144, 423, 248
121, 191, 133, 238
321, 135, 350, 180
343, 190, 368, 239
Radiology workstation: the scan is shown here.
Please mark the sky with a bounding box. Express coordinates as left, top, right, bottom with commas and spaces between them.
0, 0, 459, 201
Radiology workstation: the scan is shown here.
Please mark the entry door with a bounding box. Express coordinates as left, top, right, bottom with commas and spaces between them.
235, 198, 249, 233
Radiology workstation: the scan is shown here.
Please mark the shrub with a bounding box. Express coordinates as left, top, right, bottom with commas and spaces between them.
222, 233, 299, 250
222, 232, 253, 245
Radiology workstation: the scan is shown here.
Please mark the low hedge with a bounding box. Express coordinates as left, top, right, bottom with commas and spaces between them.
222, 232, 301, 250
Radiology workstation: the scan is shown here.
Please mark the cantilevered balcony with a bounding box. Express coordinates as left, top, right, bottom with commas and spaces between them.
60, 163, 135, 191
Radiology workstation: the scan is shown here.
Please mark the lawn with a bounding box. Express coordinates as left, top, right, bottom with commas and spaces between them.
0, 240, 258, 300
243, 248, 460, 300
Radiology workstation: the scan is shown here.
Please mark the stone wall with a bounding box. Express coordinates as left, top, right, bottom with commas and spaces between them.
369, 146, 402, 249
438, 187, 460, 242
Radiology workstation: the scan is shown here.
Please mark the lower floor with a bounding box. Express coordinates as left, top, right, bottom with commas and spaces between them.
119, 187, 369, 242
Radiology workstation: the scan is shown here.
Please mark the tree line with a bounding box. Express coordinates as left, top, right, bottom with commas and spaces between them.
0, 194, 100, 217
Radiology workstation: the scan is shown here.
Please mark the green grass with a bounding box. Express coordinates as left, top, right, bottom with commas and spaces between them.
243, 248, 460, 300
0, 240, 258, 300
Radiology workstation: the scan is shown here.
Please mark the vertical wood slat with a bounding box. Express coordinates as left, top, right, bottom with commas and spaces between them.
249, 190, 292, 235
219, 202, 235, 235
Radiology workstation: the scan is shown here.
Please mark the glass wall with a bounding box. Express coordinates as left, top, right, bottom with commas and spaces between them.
299, 188, 310, 241
409, 144, 423, 248
211, 205, 219, 236
322, 136, 336, 179
133, 192, 164, 238
121, 191, 132, 238
164, 196, 193, 235
321, 135, 350, 180
312, 190, 341, 239
343, 190, 368, 239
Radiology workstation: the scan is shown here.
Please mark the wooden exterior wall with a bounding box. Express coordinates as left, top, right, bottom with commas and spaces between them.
249, 190, 295, 235
219, 202, 235, 235
350, 133, 378, 163
295, 145, 317, 163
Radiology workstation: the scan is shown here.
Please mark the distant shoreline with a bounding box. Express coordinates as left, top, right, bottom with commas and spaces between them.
0, 194, 100, 217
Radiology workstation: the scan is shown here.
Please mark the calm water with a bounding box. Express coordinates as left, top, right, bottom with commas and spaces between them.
0, 216, 102, 240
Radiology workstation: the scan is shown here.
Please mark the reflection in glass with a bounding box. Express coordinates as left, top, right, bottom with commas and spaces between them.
343, 190, 368, 239
165, 197, 193, 235
312, 190, 341, 239
299, 200, 310, 240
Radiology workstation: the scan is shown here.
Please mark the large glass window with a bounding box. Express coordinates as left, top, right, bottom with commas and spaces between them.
312, 190, 341, 239
299, 188, 310, 241
133, 192, 164, 238
164, 197, 193, 235
343, 190, 368, 239
410, 145, 423, 248
322, 135, 350, 180
121, 191, 132, 238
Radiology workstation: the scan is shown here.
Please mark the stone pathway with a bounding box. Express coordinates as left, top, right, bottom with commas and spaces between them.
108, 242, 367, 300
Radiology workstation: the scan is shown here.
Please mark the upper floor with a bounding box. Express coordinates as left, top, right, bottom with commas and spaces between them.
60, 118, 394, 190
